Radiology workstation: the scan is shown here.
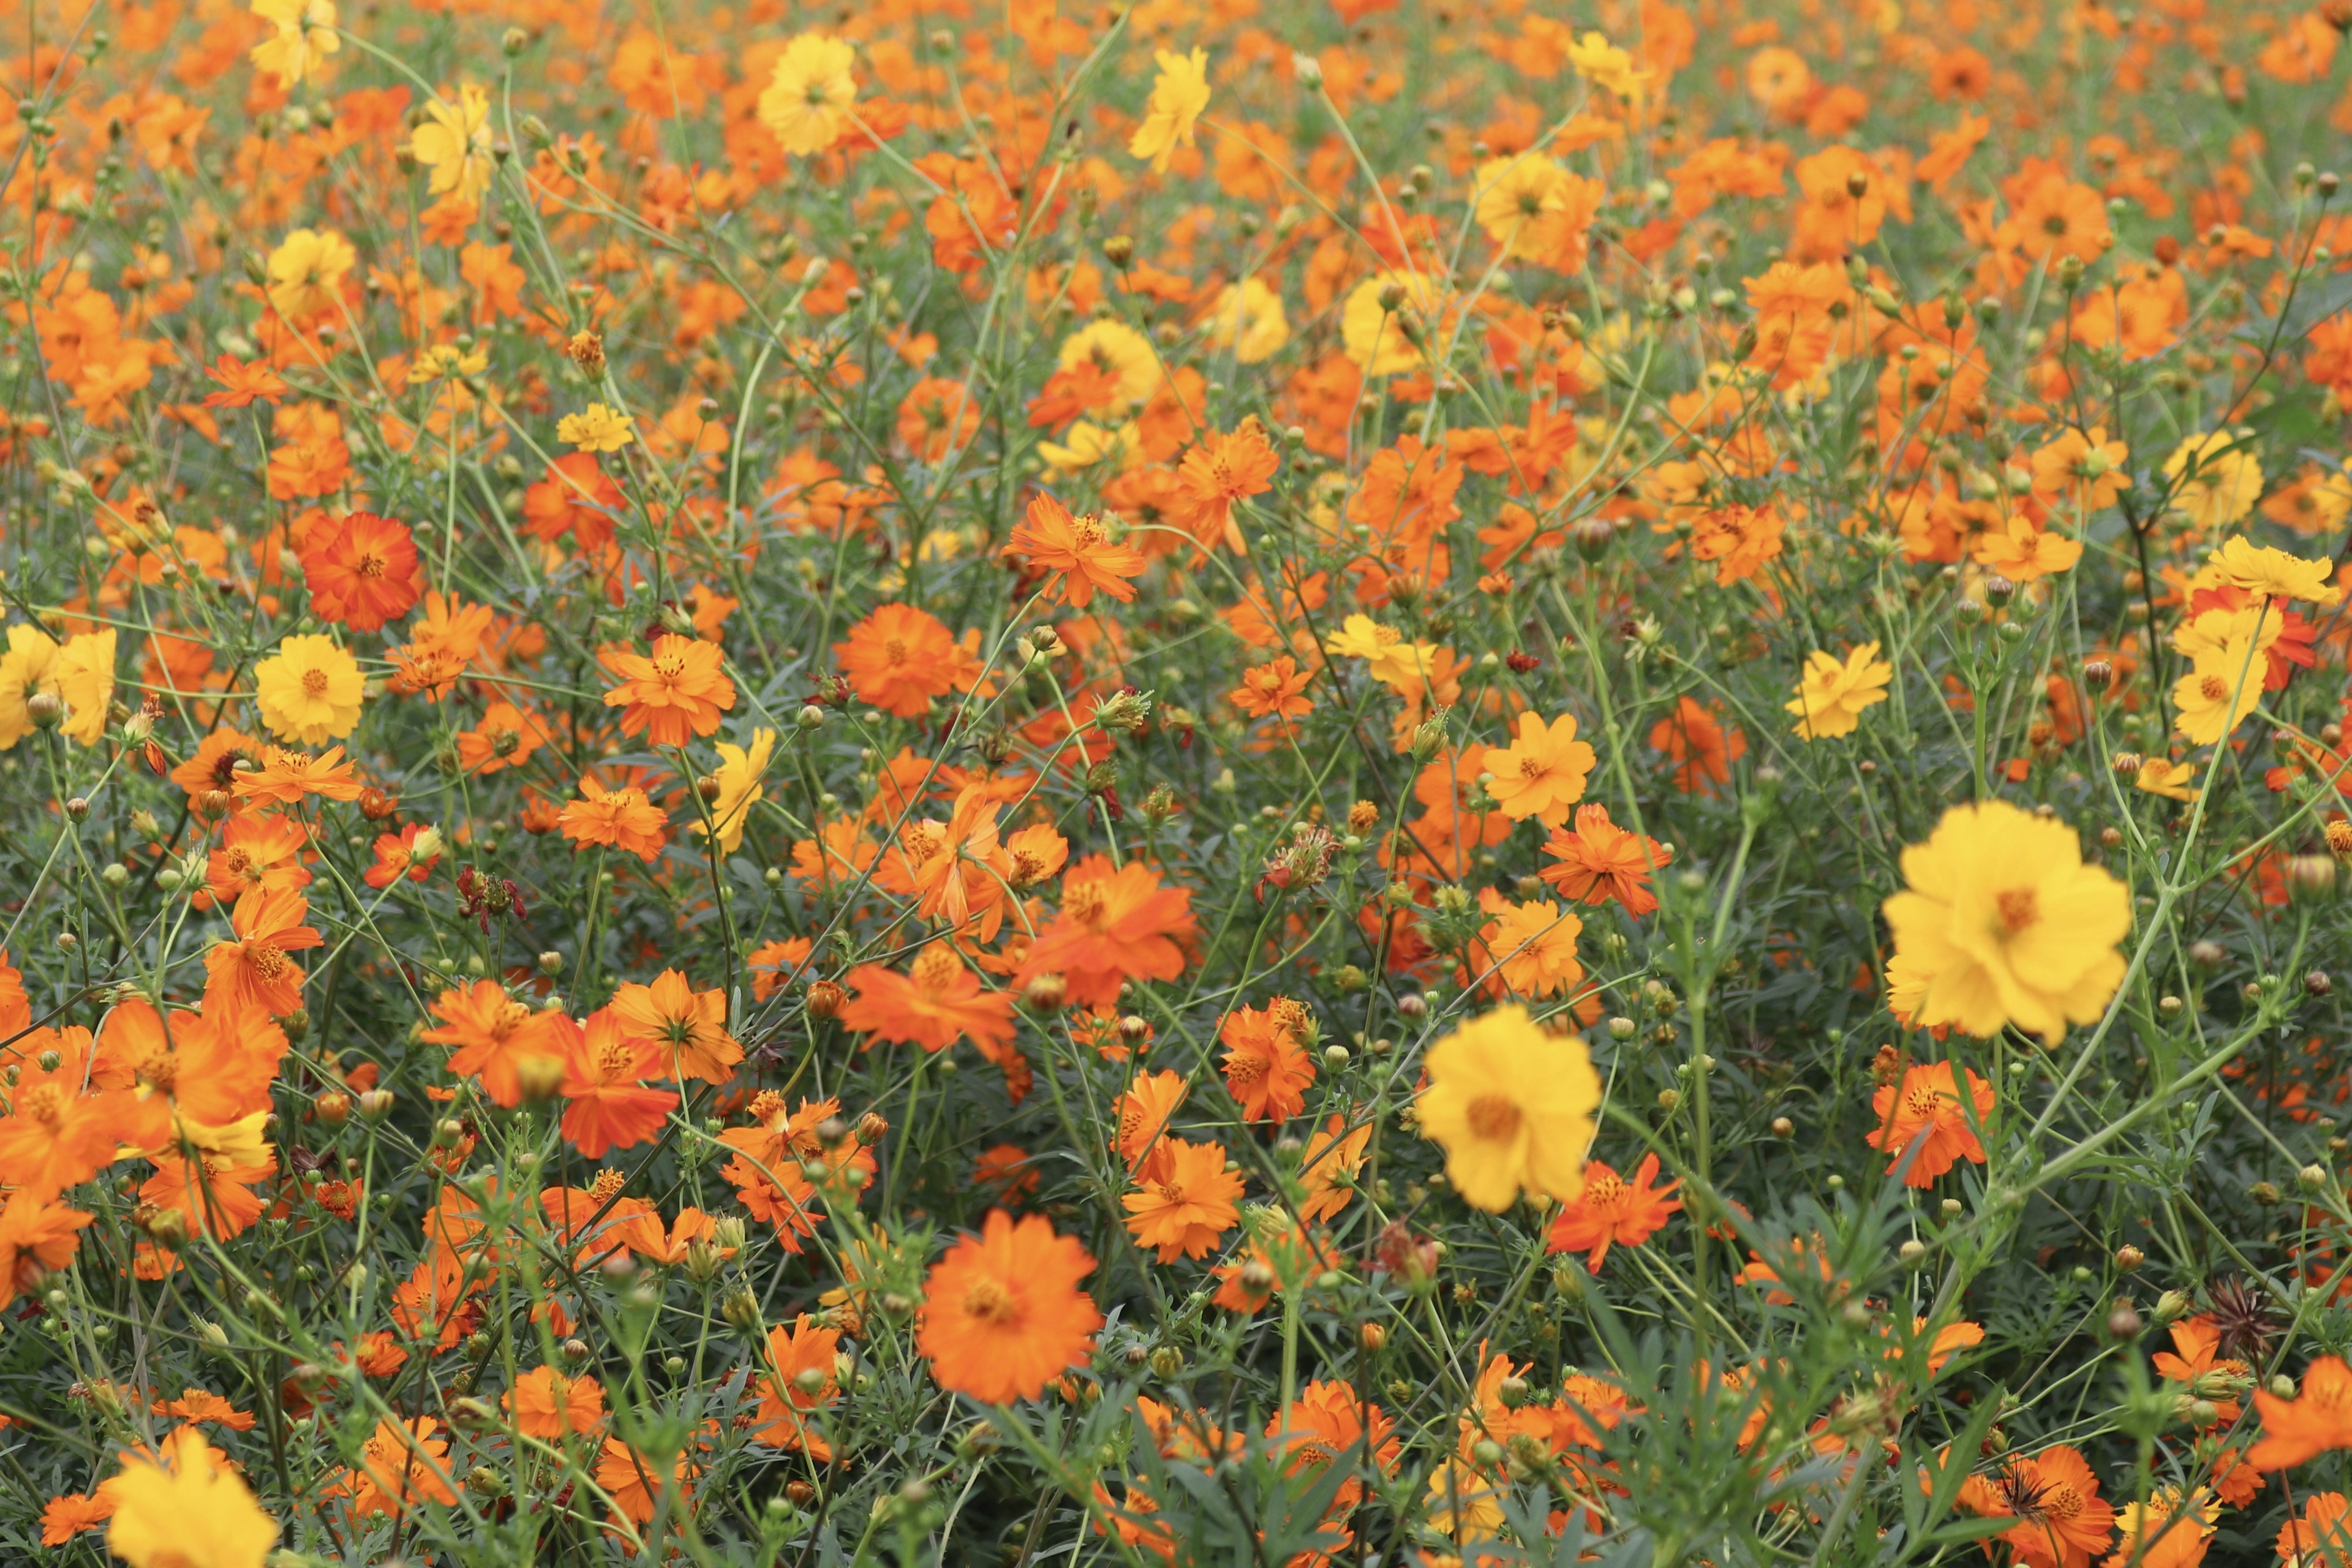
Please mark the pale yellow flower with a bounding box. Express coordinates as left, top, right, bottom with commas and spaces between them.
1200, 277, 1289, 364
249, 0, 339, 88
1128, 48, 1211, 173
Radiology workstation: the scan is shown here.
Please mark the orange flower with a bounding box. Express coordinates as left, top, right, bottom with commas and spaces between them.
1229, 655, 1313, 723
1688, 502, 1787, 585
1114, 1069, 1190, 1182
1218, 1001, 1316, 1122
753, 1314, 842, 1457
230, 745, 366, 805
559, 1009, 679, 1158
420, 979, 568, 1108
299, 510, 424, 631
1540, 804, 1674, 916
0, 1031, 124, 1199
203, 815, 312, 907
1016, 855, 1196, 1009
1649, 695, 1746, 795
611, 970, 743, 1085
600, 633, 735, 747
1268, 1380, 1400, 1510
1866, 1061, 1995, 1187
2250, 1355, 2352, 1471
0, 1193, 92, 1305
917, 1209, 1103, 1405
506, 1365, 605, 1439
2276, 1493, 2351, 1566
39, 1490, 111, 1545
1297, 1114, 1371, 1224
203, 885, 323, 1017
522, 451, 626, 549
1007, 492, 1146, 608
834, 603, 982, 718
838, 944, 1016, 1057
1171, 420, 1280, 552
1964, 1444, 2114, 1568
342, 1414, 458, 1517
140, 1152, 273, 1242
455, 699, 549, 774
558, 774, 670, 861
2151, 1315, 2250, 1427
1545, 1152, 1683, 1272
1121, 1137, 1243, 1261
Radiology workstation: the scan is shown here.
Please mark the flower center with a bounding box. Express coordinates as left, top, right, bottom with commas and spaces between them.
2199, 674, 2228, 702
883, 637, 908, 664
247, 943, 288, 980
1063, 882, 1108, 926
960, 1275, 1019, 1325
1994, 887, 2039, 934
302, 668, 330, 696
1465, 1093, 1522, 1142
1225, 1052, 1268, 1086
355, 552, 386, 579
1583, 1172, 1627, 1210
19, 1082, 67, 1127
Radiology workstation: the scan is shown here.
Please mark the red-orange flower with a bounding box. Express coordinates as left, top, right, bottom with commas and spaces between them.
834, 603, 986, 718
507, 1365, 606, 1439
838, 944, 1017, 1057
1540, 803, 1675, 917
1218, 1000, 1316, 1122
1866, 1061, 1996, 1187
559, 1010, 680, 1158
203, 885, 323, 1017
300, 511, 425, 632
2250, 1355, 2352, 1471
421, 979, 567, 1108
1016, 854, 1196, 1010
612, 970, 743, 1085
1008, 491, 1146, 608
1545, 1152, 1683, 1272
753, 1314, 843, 1457
1171, 420, 1280, 552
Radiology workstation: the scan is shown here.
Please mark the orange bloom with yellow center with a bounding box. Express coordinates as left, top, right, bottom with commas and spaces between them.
917, 1209, 1102, 1406
601, 633, 736, 747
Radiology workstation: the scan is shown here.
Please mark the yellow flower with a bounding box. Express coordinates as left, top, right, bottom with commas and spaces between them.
758, 32, 858, 157
2162, 431, 2261, 533
407, 342, 489, 385
2134, 756, 2198, 801
254, 633, 365, 745
1479, 710, 1596, 827
1472, 153, 1572, 260
248, 0, 338, 88
1321, 613, 1400, 664
409, 83, 495, 205
559, 403, 637, 453
693, 727, 776, 854
2207, 534, 2340, 606
1566, 31, 1653, 102
0, 622, 61, 749
107, 1426, 279, 1568
1416, 1004, 1601, 1211
1057, 318, 1160, 407
1128, 48, 1211, 173
1200, 277, 1289, 365
2171, 645, 2265, 747
1786, 641, 1894, 739
1880, 799, 2131, 1044
1341, 270, 1447, 377
53, 628, 116, 748
1036, 419, 1139, 474
265, 227, 355, 322
2169, 598, 2280, 665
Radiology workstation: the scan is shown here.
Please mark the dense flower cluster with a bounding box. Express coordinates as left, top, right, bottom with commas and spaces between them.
2, 0, 2352, 1561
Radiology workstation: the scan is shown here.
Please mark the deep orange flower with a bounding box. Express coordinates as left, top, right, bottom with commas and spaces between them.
522, 452, 625, 549
1218, 1001, 1316, 1122
753, 1314, 842, 1457
455, 699, 549, 775
341, 1415, 458, 1517
420, 979, 568, 1108
1121, 1137, 1243, 1261
1539, 803, 1674, 916
601, 633, 735, 747
1962, 1444, 2114, 1568
230, 745, 366, 806
559, 1009, 679, 1158
1866, 1061, 1996, 1186
917, 1209, 1102, 1405
1229, 655, 1313, 723
834, 603, 983, 718
361, 821, 441, 889
1008, 492, 1146, 608
203, 885, 323, 1017
1267, 1380, 1400, 1512
1016, 854, 1196, 1009
611, 970, 743, 1085
838, 944, 1017, 1057
140, 1152, 273, 1241
2151, 1314, 2250, 1427
559, 774, 670, 861
204, 813, 312, 907
0, 1194, 92, 1307
2250, 1355, 2352, 1471
1545, 1152, 1683, 1272
1171, 420, 1279, 552
1649, 695, 1746, 795
201, 353, 287, 409
1297, 1114, 1371, 1224
506, 1365, 606, 1440
0, 1033, 121, 1200
2276, 1493, 2351, 1566
1115, 1069, 1190, 1182
300, 511, 424, 631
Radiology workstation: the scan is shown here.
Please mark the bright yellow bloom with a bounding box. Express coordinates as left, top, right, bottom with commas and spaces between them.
694, 728, 777, 854
0, 622, 60, 749
1417, 1004, 1601, 1211
1566, 31, 1653, 101
409, 83, 496, 205
1786, 641, 1893, 739
249, 0, 338, 88
407, 342, 489, 385
1036, 419, 1140, 474
1480, 710, 1596, 827
265, 228, 355, 322
2162, 431, 2261, 533
559, 404, 637, 453
107, 1426, 279, 1568
1057, 318, 1160, 407
2207, 534, 2340, 606
758, 33, 858, 156
2171, 645, 2266, 747
254, 633, 365, 745
1200, 277, 1289, 364
1128, 48, 1211, 173
53, 628, 116, 748
1881, 799, 2131, 1044
1341, 270, 1446, 377
1472, 154, 1573, 260
2133, 756, 2198, 801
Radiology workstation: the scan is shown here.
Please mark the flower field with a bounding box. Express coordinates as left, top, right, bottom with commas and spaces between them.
9, 0, 2352, 1560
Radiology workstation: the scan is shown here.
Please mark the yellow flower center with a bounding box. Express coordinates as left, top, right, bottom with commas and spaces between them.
302, 667, 330, 696
2199, 674, 2228, 702
1994, 887, 2039, 935
247, 943, 289, 981
960, 1275, 1019, 1324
